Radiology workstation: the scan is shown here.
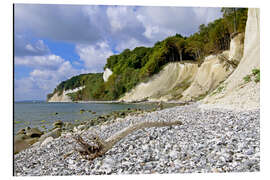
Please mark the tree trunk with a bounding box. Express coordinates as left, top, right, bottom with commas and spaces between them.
179, 49, 183, 61
233, 8, 237, 33
70, 120, 182, 160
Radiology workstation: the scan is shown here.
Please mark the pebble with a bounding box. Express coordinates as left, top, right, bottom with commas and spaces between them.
14, 103, 260, 175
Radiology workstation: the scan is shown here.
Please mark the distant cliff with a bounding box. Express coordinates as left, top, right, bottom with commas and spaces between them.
47, 73, 104, 102
48, 86, 85, 102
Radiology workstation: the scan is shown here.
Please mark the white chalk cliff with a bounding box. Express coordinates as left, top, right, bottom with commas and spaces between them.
121, 31, 245, 102
201, 8, 260, 110
120, 63, 198, 102
103, 68, 113, 82
48, 86, 85, 102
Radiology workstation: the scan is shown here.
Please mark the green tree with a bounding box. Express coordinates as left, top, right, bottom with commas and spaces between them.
222, 8, 238, 33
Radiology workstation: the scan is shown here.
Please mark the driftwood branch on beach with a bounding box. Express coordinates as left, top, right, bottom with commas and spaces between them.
68, 121, 182, 161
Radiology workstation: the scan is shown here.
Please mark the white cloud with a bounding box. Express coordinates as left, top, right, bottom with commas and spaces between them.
15, 78, 40, 101
136, 6, 222, 40
15, 55, 86, 101
76, 41, 113, 72
29, 61, 81, 91
193, 7, 223, 23
107, 6, 134, 32
15, 55, 65, 70
15, 36, 50, 56
115, 38, 151, 52
15, 5, 223, 54
15, 4, 101, 44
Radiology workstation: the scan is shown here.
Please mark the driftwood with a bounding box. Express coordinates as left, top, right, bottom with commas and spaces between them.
66, 121, 182, 161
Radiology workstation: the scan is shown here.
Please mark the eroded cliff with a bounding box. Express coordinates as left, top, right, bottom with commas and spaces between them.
121, 31, 245, 102
201, 8, 260, 110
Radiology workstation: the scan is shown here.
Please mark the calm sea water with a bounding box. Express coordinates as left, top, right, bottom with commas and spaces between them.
14, 102, 156, 134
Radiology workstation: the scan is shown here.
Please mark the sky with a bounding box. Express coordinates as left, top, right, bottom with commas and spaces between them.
14, 4, 223, 101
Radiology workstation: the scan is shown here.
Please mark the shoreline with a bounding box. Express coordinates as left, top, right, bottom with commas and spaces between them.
14, 103, 260, 175
48, 100, 192, 106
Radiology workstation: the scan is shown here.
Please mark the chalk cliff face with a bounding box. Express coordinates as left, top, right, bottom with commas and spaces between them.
229, 33, 245, 62
103, 68, 113, 82
121, 31, 244, 102
48, 86, 85, 102
181, 51, 232, 101
120, 63, 198, 102
202, 8, 260, 110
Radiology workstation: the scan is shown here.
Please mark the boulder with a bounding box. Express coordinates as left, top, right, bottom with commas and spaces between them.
41, 137, 54, 146
14, 134, 29, 142
39, 128, 62, 142
53, 120, 63, 128
80, 109, 86, 114
25, 126, 31, 131
25, 127, 43, 138
64, 122, 73, 131
77, 125, 85, 131
14, 135, 38, 154
16, 128, 26, 135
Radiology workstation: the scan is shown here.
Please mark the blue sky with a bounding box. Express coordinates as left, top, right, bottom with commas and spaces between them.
14, 4, 222, 101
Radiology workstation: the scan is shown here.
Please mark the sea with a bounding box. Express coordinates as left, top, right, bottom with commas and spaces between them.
14, 101, 157, 135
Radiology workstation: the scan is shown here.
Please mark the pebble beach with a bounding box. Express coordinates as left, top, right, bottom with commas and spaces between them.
14, 103, 260, 175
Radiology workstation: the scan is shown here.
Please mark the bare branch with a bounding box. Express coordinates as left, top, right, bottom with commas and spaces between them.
69, 120, 182, 161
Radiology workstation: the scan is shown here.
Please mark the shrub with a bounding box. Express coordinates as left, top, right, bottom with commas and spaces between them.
252, 68, 260, 76
243, 75, 251, 83
254, 72, 260, 83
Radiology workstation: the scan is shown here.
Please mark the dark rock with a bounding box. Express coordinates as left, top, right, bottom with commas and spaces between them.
26, 127, 43, 138
64, 122, 73, 131
16, 128, 26, 135
80, 109, 86, 113
53, 120, 64, 128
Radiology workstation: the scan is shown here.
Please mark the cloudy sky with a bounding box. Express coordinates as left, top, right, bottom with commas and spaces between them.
14, 4, 222, 101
